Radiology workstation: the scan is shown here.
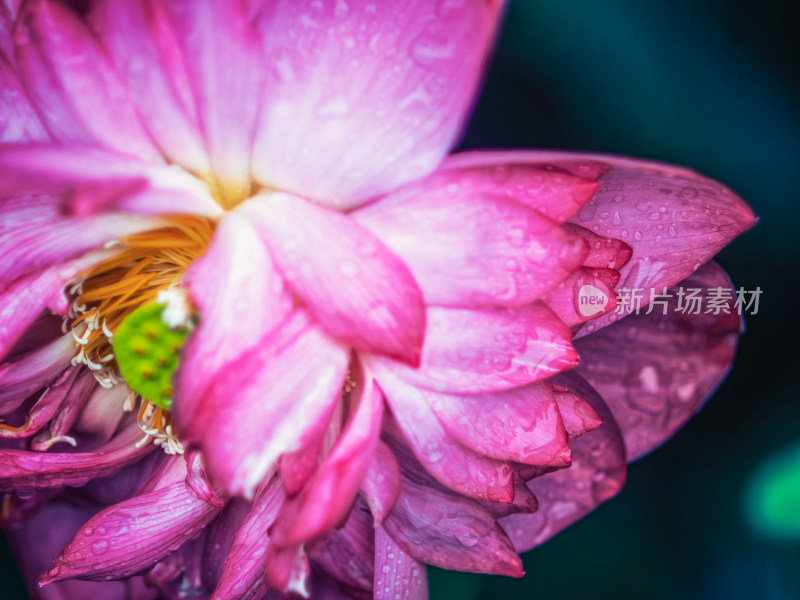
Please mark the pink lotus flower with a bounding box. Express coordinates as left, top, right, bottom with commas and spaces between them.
0, 0, 755, 598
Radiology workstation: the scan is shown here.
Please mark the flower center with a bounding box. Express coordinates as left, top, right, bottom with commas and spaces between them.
67, 214, 214, 453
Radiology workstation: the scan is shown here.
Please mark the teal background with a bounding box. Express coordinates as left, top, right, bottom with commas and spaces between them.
2, 0, 799, 598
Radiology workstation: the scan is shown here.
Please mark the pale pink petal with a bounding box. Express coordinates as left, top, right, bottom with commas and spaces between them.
88, 0, 210, 174
175, 211, 291, 437
575, 261, 741, 461
374, 303, 577, 394
0, 425, 153, 494
5, 501, 158, 600
425, 159, 604, 224
240, 193, 425, 364
500, 374, 627, 552
360, 439, 401, 525
0, 145, 220, 217
41, 457, 222, 584
212, 478, 284, 600
264, 545, 310, 597
0, 332, 73, 415
354, 185, 588, 307
381, 434, 522, 577
271, 373, 384, 546
71, 383, 127, 443
31, 368, 96, 448
0, 367, 76, 439
162, 0, 263, 197
553, 387, 603, 441
279, 435, 325, 498
429, 382, 571, 467
374, 526, 428, 600
187, 310, 349, 497
13, 0, 160, 160
374, 375, 513, 503
251, 0, 502, 209
0, 56, 48, 142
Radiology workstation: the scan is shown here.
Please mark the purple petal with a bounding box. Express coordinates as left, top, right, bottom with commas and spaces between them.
41, 456, 222, 583
0, 56, 48, 142
360, 439, 401, 525
374, 526, 428, 600
240, 193, 426, 365
500, 373, 627, 552
575, 261, 742, 460
0, 425, 154, 494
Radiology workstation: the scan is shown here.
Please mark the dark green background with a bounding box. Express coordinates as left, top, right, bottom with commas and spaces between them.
3, 1, 798, 598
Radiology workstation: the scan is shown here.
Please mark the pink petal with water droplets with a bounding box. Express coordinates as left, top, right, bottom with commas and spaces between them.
212, 478, 284, 600
88, 0, 210, 174
272, 374, 383, 546
500, 374, 627, 552
0, 332, 73, 415
374, 526, 428, 600
381, 434, 522, 577
575, 261, 741, 461
175, 212, 291, 438
190, 310, 349, 497
553, 387, 603, 441
240, 193, 425, 365
432, 159, 604, 223
0, 57, 48, 142
41, 457, 221, 584
0, 425, 153, 494
429, 382, 571, 467
354, 185, 588, 307
374, 373, 513, 503
360, 439, 401, 525
5, 501, 158, 600
13, 0, 160, 159
564, 223, 633, 270
542, 267, 620, 328
162, 0, 263, 196
251, 0, 502, 209
377, 303, 577, 394
0, 145, 220, 217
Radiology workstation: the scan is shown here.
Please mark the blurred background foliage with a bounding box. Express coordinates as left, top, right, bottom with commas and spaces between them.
2, 0, 798, 598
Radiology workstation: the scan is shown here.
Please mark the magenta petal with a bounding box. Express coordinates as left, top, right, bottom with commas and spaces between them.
377, 303, 577, 394
189, 310, 349, 497
0, 367, 77, 439
542, 267, 620, 328
0, 145, 220, 217
575, 261, 742, 460
375, 373, 513, 503
41, 458, 221, 583
500, 374, 627, 553
564, 224, 632, 270
161, 0, 263, 197
354, 184, 588, 307
176, 211, 291, 436
553, 387, 603, 441
251, 0, 502, 209
0, 332, 73, 415
271, 374, 384, 546
360, 439, 401, 525
0, 57, 48, 142
88, 0, 210, 173
429, 382, 571, 467
212, 478, 284, 600
0, 425, 153, 494
5, 501, 158, 600
240, 193, 426, 364
432, 159, 604, 224
14, 0, 160, 160
374, 526, 428, 600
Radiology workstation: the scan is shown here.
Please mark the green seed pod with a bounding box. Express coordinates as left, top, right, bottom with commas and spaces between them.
112, 302, 190, 411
